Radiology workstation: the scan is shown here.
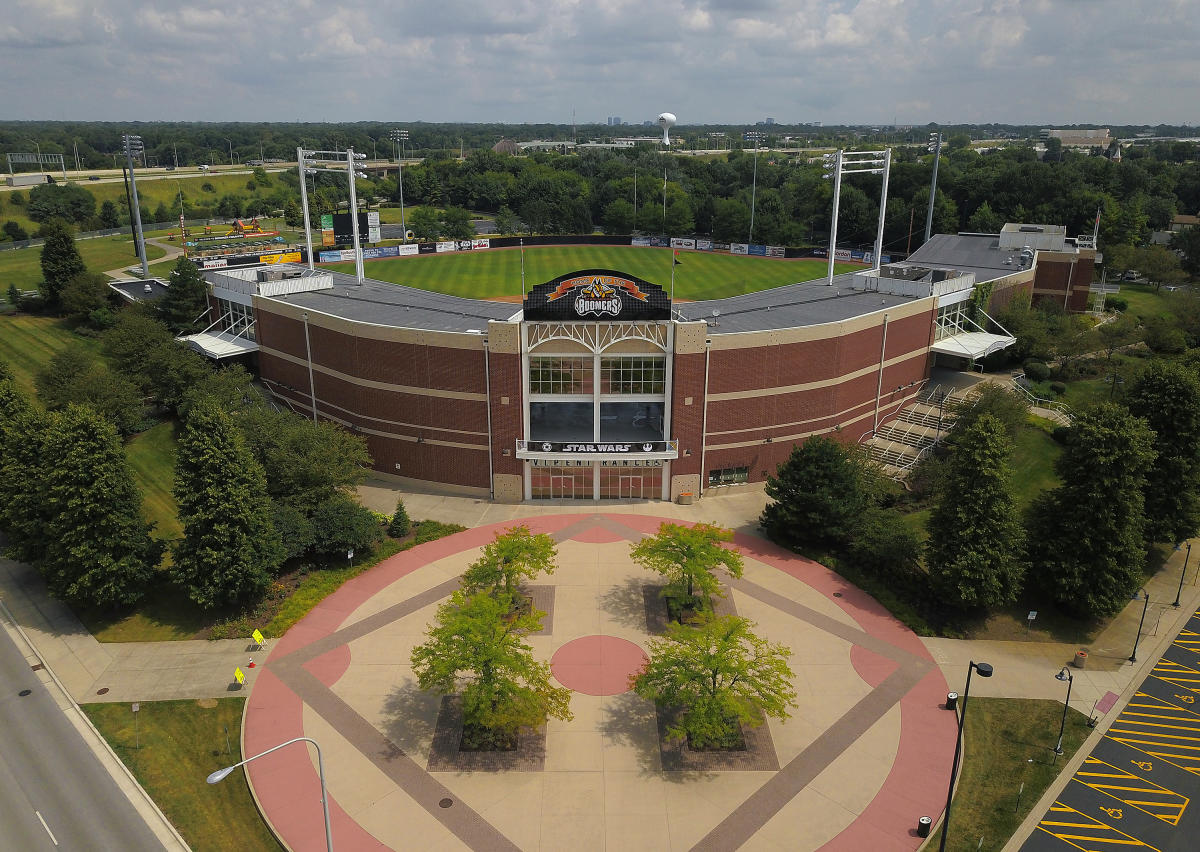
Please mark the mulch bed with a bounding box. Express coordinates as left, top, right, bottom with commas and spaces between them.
426, 695, 547, 772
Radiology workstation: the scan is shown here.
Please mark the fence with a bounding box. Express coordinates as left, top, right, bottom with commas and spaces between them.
0, 218, 239, 253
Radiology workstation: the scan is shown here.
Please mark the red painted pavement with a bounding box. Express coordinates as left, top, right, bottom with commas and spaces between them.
551, 635, 649, 696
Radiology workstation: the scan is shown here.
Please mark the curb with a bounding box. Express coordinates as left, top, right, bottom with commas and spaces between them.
0, 598, 191, 852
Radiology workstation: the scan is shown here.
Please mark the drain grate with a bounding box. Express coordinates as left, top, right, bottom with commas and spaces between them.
19, 689, 32, 697
438, 798, 453, 809
30, 663, 44, 671
96, 687, 110, 695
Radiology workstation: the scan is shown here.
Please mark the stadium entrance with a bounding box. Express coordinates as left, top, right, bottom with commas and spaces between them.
516, 270, 678, 501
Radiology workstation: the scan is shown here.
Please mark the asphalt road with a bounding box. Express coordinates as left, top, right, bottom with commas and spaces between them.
0, 628, 164, 850
1021, 606, 1200, 852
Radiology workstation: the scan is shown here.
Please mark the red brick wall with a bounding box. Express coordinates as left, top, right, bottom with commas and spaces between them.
488, 351, 524, 478
670, 352, 707, 477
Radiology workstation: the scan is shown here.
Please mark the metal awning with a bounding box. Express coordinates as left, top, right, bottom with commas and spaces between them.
930, 331, 1016, 360
177, 331, 260, 359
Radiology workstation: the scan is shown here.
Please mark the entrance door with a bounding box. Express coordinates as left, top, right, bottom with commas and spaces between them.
552, 475, 574, 500
619, 475, 642, 499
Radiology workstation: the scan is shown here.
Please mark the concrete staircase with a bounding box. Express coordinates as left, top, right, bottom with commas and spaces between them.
864, 384, 971, 479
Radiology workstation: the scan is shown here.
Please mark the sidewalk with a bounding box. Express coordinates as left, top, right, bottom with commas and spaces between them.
103, 236, 183, 280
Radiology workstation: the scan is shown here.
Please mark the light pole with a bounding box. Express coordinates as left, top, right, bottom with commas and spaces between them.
122, 134, 149, 279
207, 736, 332, 852
938, 660, 993, 852
345, 148, 366, 283
1174, 542, 1192, 607
1129, 589, 1150, 663
749, 141, 758, 243
924, 132, 943, 245
823, 148, 891, 285
297, 147, 315, 271
389, 130, 408, 241
1053, 666, 1074, 760
222, 138, 234, 166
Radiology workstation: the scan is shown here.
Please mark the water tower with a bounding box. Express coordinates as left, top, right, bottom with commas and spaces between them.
657, 113, 676, 146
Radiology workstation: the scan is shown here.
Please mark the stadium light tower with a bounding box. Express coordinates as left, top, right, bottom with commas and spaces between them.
297, 146, 369, 282
389, 129, 408, 242
122, 134, 149, 279
823, 148, 892, 286
924, 132, 943, 245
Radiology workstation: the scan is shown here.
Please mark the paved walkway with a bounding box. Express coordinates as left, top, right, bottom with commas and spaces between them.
245, 513, 956, 851
103, 236, 183, 279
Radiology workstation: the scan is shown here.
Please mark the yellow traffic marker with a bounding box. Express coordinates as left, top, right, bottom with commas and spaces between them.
234, 667, 245, 686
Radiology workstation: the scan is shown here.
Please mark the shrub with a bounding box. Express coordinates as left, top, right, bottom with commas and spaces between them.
1106, 296, 1128, 312
1050, 381, 1067, 395
1051, 425, 1073, 445
1023, 360, 1051, 382
310, 494, 383, 557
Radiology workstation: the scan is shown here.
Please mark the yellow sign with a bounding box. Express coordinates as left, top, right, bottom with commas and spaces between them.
259, 251, 302, 265
234, 667, 245, 685
252, 629, 266, 647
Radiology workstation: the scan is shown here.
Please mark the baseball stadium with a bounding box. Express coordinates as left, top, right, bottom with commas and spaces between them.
188, 224, 1095, 503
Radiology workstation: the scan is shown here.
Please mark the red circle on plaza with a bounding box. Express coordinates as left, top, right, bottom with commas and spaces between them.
551, 635, 648, 696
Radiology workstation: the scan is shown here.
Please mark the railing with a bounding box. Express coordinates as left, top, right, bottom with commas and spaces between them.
1010, 373, 1073, 424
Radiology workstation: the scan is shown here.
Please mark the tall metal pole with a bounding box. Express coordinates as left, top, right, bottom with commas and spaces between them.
1053, 668, 1074, 758
398, 160, 407, 242
749, 144, 758, 243
939, 661, 993, 852
826, 150, 843, 287
346, 148, 365, 283
1174, 542, 1192, 607
124, 137, 149, 279
1129, 591, 1150, 662
298, 147, 314, 271
872, 148, 892, 272
924, 133, 942, 245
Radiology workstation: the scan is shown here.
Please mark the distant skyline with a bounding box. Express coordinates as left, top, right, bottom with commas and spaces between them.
2, 0, 1197, 126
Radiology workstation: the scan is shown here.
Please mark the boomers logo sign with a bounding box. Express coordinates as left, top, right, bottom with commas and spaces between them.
523, 269, 671, 322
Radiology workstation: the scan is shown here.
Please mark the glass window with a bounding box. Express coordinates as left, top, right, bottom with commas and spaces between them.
599, 465, 662, 499
600, 356, 666, 395
599, 402, 664, 442
531, 466, 593, 500
707, 467, 749, 487
529, 357, 592, 394
529, 402, 594, 442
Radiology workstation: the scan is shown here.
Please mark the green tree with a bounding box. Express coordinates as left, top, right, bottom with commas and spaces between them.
925, 414, 1025, 610
410, 206, 441, 241
1172, 227, 1200, 276
59, 271, 110, 321
309, 493, 383, 557
440, 206, 475, 239
461, 526, 557, 599
27, 183, 95, 224
848, 507, 923, 586
1135, 244, 1186, 292
34, 346, 144, 436
1029, 404, 1156, 617
629, 522, 744, 610
38, 219, 86, 310
1125, 360, 1200, 544
0, 379, 51, 563
38, 405, 163, 608
387, 498, 412, 537
172, 400, 283, 608
283, 198, 303, 228
493, 205, 519, 235
710, 198, 749, 241
631, 614, 796, 749
967, 201, 1004, 233
602, 198, 635, 235
411, 589, 572, 739
664, 198, 695, 235
159, 256, 210, 331
99, 200, 120, 229
761, 436, 878, 552
3, 220, 29, 241
103, 310, 175, 378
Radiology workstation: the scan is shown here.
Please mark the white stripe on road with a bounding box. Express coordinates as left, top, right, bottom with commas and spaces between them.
35, 810, 59, 846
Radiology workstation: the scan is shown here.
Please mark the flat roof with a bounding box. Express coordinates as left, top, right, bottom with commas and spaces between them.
108, 278, 169, 303
904, 233, 1031, 281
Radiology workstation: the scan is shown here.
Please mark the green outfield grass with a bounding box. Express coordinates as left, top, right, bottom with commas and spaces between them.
323, 245, 858, 301
126, 421, 182, 541
0, 235, 166, 289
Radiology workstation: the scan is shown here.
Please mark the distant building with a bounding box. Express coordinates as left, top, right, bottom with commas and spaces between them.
492, 139, 519, 155
606, 116, 622, 126
1040, 128, 1112, 148
1171, 214, 1199, 232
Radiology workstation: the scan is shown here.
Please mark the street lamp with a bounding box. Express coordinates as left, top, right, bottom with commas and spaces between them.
1174, 542, 1192, 607
938, 659, 993, 852
1129, 589, 1150, 663
1053, 666, 1074, 760
207, 736, 332, 852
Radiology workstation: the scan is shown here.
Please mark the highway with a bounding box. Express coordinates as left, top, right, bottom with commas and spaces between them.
0, 626, 165, 850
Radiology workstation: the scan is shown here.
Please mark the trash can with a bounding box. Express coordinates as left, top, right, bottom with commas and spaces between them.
917, 816, 932, 838
1073, 650, 1088, 669
677, 492, 694, 505
946, 691, 959, 711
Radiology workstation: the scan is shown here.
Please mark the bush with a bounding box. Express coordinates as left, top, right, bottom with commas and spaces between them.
309, 494, 383, 557
1049, 381, 1067, 395
1106, 296, 1128, 312
1051, 425, 1073, 445
388, 498, 411, 537
848, 508, 923, 587
1023, 360, 1051, 382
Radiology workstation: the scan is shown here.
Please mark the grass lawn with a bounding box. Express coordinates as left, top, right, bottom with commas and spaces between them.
1116, 282, 1173, 320
0, 313, 99, 395
929, 698, 1090, 851
323, 245, 857, 301
126, 421, 182, 540
1009, 420, 1062, 512
0, 235, 166, 289
83, 698, 282, 852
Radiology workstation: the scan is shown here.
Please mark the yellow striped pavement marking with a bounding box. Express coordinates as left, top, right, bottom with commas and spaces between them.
1072, 757, 1189, 825
1036, 801, 1163, 850
1107, 692, 1200, 775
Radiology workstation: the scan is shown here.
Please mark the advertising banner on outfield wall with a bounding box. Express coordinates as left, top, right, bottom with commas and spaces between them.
632, 237, 652, 247
696, 239, 713, 251
713, 241, 731, 253
767, 246, 785, 258
730, 243, 749, 255
436, 242, 455, 253
834, 248, 854, 261
202, 258, 228, 268
748, 244, 766, 256
260, 252, 302, 264
363, 246, 400, 260
851, 250, 865, 260
456, 240, 474, 251
398, 244, 419, 256
650, 236, 671, 247
472, 239, 490, 250
670, 238, 695, 250
418, 242, 436, 254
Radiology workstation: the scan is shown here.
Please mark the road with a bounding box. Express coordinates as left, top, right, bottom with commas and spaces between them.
0, 626, 164, 850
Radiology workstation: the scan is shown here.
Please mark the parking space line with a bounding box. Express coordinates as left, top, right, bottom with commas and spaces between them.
1036, 800, 1164, 851
1072, 757, 1189, 825
1106, 692, 1200, 775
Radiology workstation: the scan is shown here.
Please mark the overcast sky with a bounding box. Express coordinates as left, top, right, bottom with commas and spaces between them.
3, 0, 1197, 126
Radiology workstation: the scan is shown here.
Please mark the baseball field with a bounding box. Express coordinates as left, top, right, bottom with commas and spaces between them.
321, 245, 859, 301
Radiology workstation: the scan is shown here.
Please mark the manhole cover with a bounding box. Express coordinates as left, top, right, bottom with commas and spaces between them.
96, 687, 110, 695
19, 689, 32, 697
438, 798, 453, 809
833, 592, 843, 598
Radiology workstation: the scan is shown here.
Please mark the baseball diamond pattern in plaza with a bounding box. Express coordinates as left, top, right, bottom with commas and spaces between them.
1022, 609, 1200, 852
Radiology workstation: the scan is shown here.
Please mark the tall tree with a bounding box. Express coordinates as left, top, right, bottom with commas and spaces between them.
0, 377, 51, 563
632, 614, 796, 749
761, 435, 878, 552
1125, 360, 1200, 544
172, 400, 283, 608
461, 526, 557, 600
629, 522, 743, 610
159, 256, 210, 331
925, 414, 1026, 610
38, 219, 86, 310
411, 590, 572, 739
38, 405, 163, 608
1029, 404, 1156, 617
99, 200, 120, 229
